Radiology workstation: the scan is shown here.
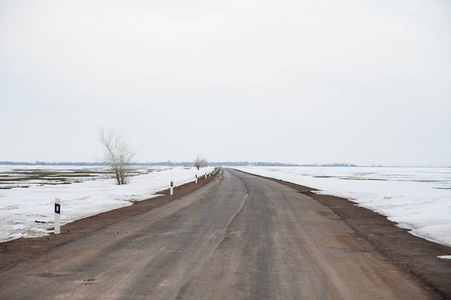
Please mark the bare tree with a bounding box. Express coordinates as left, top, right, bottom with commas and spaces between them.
99, 129, 136, 185
194, 155, 208, 170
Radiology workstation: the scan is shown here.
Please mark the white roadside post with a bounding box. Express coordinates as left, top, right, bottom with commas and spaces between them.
195, 175, 198, 184
170, 180, 174, 195
54, 198, 61, 235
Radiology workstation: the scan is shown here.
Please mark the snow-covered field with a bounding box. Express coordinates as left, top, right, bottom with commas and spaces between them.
235, 166, 451, 248
0, 165, 214, 242
2, 164, 450, 253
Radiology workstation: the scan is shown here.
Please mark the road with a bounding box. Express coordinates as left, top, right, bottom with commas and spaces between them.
0, 169, 437, 299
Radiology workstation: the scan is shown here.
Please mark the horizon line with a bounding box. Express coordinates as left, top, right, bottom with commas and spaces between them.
0, 161, 448, 168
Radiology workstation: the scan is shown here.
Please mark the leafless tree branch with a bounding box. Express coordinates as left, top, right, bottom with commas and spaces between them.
99, 128, 136, 185
194, 155, 208, 170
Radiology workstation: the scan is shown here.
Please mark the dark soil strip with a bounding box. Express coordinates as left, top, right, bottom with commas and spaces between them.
0, 169, 220, 271
236, 169, 451, 300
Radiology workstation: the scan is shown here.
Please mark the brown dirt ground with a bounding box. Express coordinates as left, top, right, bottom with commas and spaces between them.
0, 169, 219, 271
236, 170, 451, 300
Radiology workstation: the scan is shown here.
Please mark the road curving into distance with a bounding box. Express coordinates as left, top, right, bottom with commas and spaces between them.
0, 168, 439, 299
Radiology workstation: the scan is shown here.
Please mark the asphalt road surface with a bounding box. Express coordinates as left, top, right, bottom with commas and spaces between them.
0, 169, 438, 299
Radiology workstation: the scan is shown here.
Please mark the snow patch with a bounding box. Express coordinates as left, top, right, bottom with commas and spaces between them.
235, 166, 451, 247
0, 165, 214, 242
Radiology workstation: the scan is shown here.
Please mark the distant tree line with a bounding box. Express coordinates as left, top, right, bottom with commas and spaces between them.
300, 163, 358, 167
0, 161, 106, 166
0, 161, 357, 167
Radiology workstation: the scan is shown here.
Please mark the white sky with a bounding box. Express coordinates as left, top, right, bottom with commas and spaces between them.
1, 0, 450, 166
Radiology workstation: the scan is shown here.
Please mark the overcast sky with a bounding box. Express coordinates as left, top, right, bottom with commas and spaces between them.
1, 0, 450, 166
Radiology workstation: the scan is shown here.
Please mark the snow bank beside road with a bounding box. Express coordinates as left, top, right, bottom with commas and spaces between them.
0, 166, 214, 242
235, 166, 451, 247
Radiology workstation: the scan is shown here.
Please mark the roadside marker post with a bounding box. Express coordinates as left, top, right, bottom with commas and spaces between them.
54, 198, 61, 235
170, 180, 174, 195
195, 175, 198, 184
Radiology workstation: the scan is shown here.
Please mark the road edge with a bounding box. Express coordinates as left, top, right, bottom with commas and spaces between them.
0, 167, 222, 271
233, 168, 451, 300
